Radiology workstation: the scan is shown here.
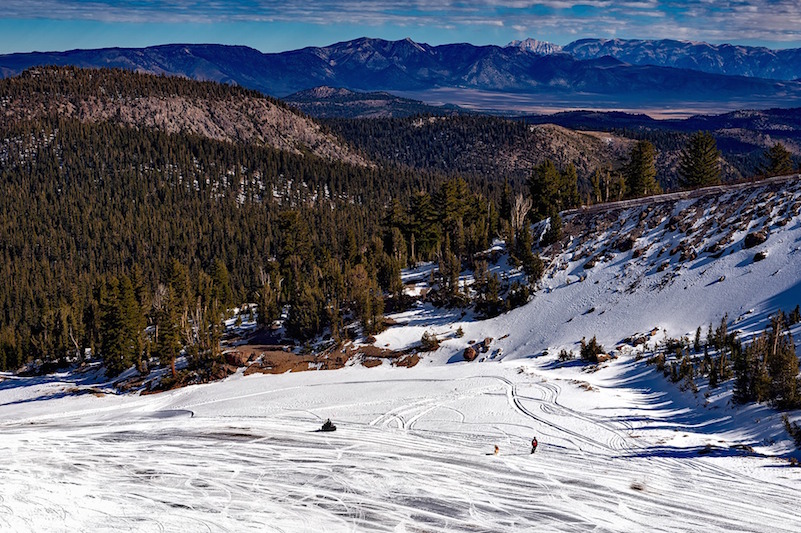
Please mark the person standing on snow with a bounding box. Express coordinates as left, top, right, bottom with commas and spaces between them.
531, 437, 538, 454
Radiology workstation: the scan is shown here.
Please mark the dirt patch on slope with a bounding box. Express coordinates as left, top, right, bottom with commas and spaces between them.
236, 342, 419, 376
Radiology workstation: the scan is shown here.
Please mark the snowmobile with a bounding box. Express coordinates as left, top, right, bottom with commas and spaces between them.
321, 419, 337, 432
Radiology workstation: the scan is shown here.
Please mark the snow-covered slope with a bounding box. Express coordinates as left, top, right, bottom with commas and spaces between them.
2, 178, 800, 531
380, 177, 801, 361
1, 358, 799, 531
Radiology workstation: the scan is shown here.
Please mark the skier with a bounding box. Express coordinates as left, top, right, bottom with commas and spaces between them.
530, 436, 538, 454
321, 418, 336, 432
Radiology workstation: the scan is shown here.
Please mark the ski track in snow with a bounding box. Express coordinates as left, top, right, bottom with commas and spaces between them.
1, 364, 799, 532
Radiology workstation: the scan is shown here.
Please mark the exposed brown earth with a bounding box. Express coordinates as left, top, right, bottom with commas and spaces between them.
231, 342, 419, 376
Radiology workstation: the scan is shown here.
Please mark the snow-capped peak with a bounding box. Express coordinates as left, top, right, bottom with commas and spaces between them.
506, 38, 563, 55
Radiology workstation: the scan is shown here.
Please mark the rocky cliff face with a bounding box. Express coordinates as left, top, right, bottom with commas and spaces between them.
506, 38, 563, 56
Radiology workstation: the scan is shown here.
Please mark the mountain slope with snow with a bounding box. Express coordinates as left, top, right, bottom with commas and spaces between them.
2, 177, 801, 531
564, 38, 801, 81
378, 176, 801, 360
506, 38, 563, 56
2, 349, 799, 531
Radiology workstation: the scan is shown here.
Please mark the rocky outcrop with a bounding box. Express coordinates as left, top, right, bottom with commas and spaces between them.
744, 230, 768, 248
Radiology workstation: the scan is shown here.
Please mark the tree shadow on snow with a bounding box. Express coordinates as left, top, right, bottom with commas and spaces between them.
0, 366, 115, 407
617, 445, 755, 460
591, 358, 781, 452
541, 358, 587, 371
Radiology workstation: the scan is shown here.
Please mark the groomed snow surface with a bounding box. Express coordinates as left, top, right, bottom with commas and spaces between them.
1, 355, 799, 532
3, 181, 801, 531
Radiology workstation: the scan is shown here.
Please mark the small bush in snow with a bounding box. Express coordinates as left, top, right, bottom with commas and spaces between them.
783, 415, 801, 448
789, 305, 800, 325
580, 336, 605, 363
420, 331, 440, 352
558, 349, 575, 362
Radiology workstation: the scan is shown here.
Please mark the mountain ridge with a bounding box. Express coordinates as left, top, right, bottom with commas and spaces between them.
0, 65, 367, 166
284, 86, 464, 118
2, 38, 801, 109
563, 38, 801, 81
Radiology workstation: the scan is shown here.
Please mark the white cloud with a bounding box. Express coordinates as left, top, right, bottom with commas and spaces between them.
4, 1, 801, 46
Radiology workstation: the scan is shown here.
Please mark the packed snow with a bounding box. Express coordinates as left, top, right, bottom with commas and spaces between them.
2, 357, 799, 532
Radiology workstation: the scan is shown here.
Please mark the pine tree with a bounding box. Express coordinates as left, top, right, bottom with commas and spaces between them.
761, 142, 794, 177
624, 140, 660, 198
100, 275, 143, 377
733, 341, 753, 403
766, 314, 799, 408
477, 273, 503, 318
528, 160, 562, 221
734, 314, 799, 407
590, 169, 603, 204
257, 280, 280, 328
528, 160, 579, 220
154, 284, 182, 377
789, 304, 801, 325
366, 282, 385, 335
516, 224, 544, 282
500, 178, 513, 225
709, 357, 719, 388
286, 282, 323, 341
559, 164, 580, 210
541, 212, 563, 246
409, 192, 439, 261
210, 258, 233, 309
678, 132, 721, 189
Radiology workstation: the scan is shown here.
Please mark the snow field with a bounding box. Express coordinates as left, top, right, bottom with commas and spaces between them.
1, 359, 799, 532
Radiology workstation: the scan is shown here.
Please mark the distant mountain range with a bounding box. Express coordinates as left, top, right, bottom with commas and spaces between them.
561, 39, 801, 81
504, 38, 801, 82
3, 37, 801, 111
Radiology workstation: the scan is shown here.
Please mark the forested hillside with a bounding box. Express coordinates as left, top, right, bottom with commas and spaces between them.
284, 86, 460, 118
0, 66, 366, 165
524, 109, 801, 187
0, 71, 501, 376
325, 115, 633, 190
0, 108, 493, 369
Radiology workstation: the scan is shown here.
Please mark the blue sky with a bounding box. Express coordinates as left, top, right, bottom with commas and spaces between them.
1, 1, 800, 54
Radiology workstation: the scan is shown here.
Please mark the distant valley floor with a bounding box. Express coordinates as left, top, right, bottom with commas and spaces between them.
390, 88, 801, 118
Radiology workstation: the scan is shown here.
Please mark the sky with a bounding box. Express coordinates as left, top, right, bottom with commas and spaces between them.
1, 1, 801, 55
